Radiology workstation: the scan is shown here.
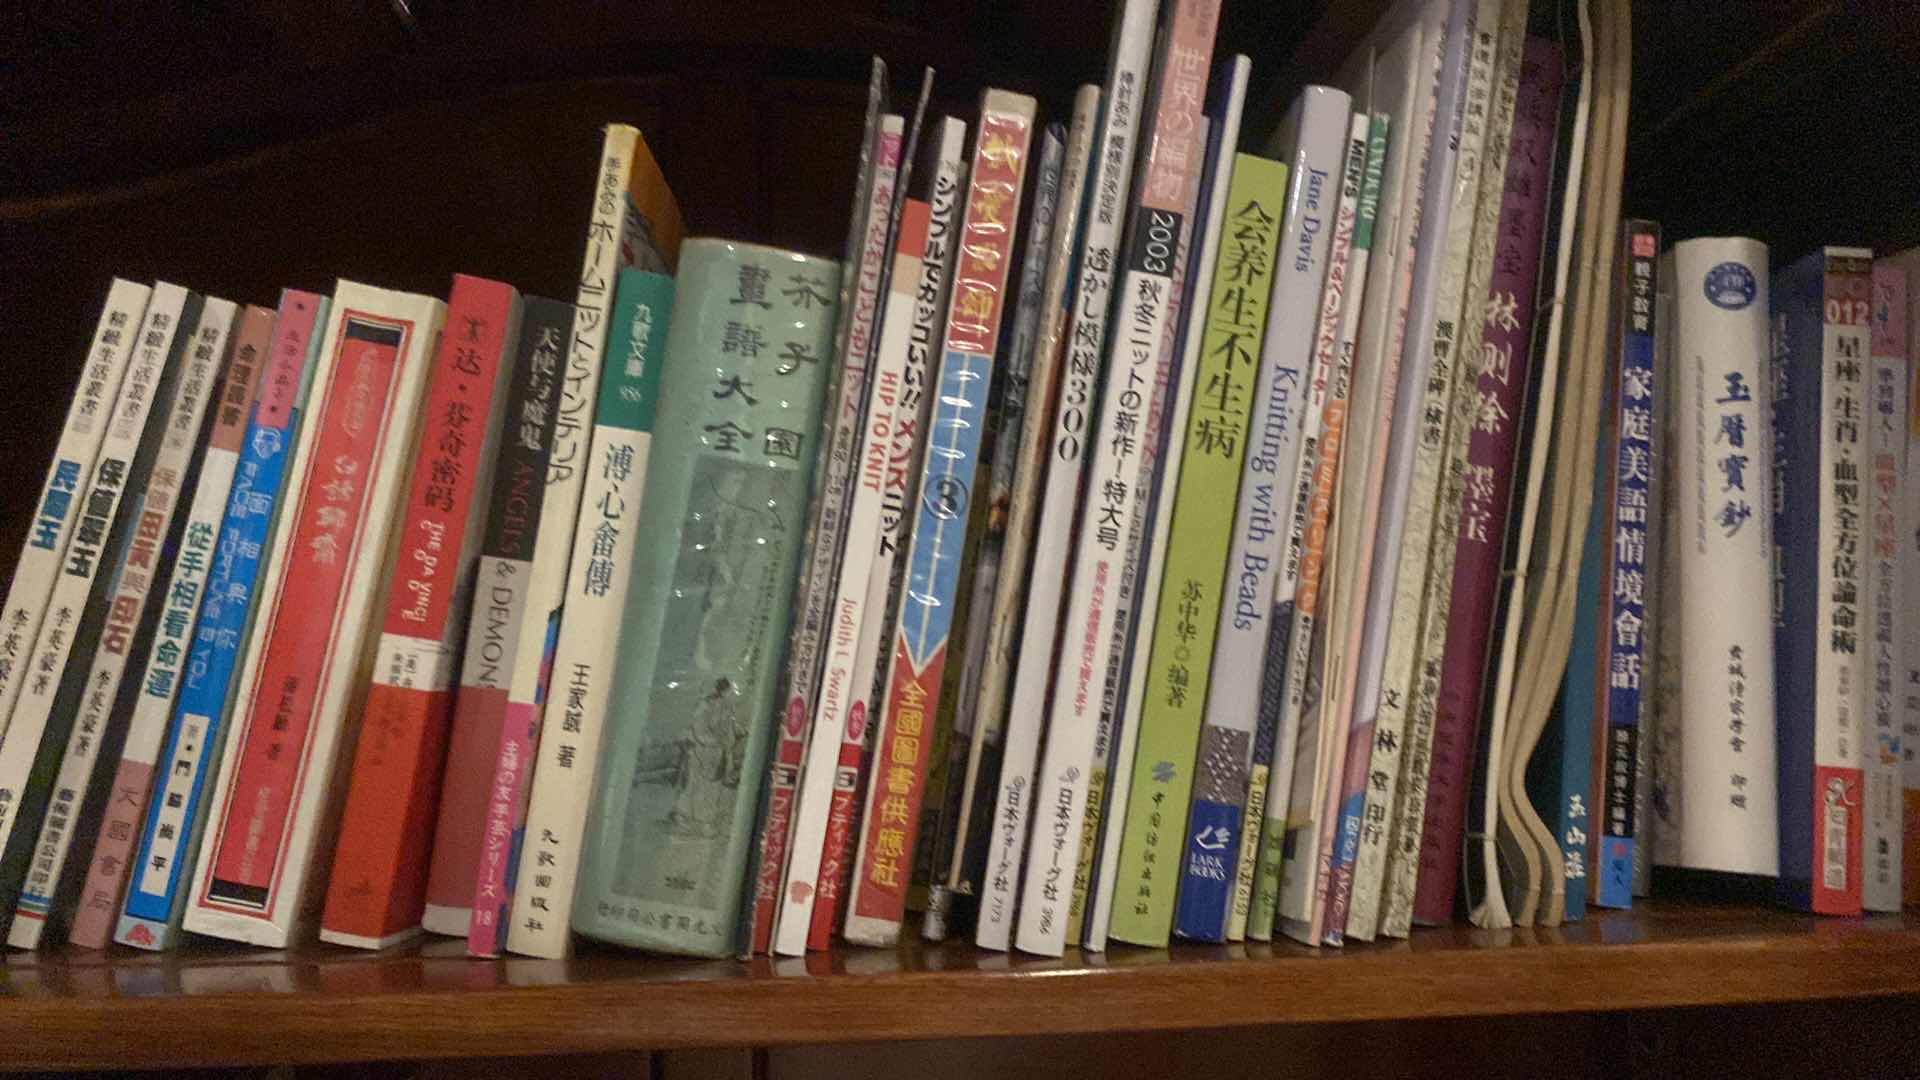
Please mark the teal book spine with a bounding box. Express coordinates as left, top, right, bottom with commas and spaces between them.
572, 239, 837, 957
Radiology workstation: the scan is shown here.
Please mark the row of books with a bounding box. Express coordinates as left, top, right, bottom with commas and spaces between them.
0, 0, 1911, 967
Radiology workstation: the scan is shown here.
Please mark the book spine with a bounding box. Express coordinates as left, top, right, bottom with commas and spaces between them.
0, 285, 196, 925
63, 303, 273, 949
1113, 142, 1274, 946
110, 293, 323, 951
1414, 36, 1563, 924
569, 239, 836, 958
1379, 0, 1528, 939
1583, 220, 1662, 908
476, 132, 681, 950
925, 121, 1067, 942
1772, 247, 1870, 916
185, 284, 444, 947
772, 118, 906, 955
503, 274, 672, 957
974, 87, 1102, 951
1891, 258, 1920, 907
1865, 264, 1907, 912
843, 92, 1036, 947
0, 280, 149, 744
1240, 117, 1383, 942
1332, 0, 1501, 946
422, 297, 568, 936
748, 75, 894, 953
315, 276, 518, 950
6, 298, 241, 949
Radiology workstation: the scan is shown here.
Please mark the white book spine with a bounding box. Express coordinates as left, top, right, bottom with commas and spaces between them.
0, 284, 191, 855
184, 284, 445, 947
973, 87, 1103, 952
1866, 314, 1906, 912
1896, 254, 1920, 908
774, 117, 907, 955
6, 299, 237, 948
1378, 0, 1525, 940
1672, 238, 1779, 876
989, 0, 1157, 957
506, 290, 670, 958
1278, 2, 1446, 936
0, 279, 149, 747
1334, 0, 1496, 946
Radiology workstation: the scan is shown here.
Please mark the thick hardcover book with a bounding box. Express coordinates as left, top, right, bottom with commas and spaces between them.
1117, 142, 1274, 946
422, 297, 570, 936
1330, 0, 1503, 946
1240, 116, 1384, 942
1772, 246, 1872, 916
843, 91, 1037, 948
183, 282, 446, 947
979, 3, 1154, 959
108, 293, 324, 951
0, 284, 197, 926
59, 302, 272, 949
317, 275, 521, 950
570, 239, 836, 958
0, 279, 148, 745
1, 297, 235, 944
974, 86, 1103, 951
774, 116, 907, 956
750, 68, 894, 955
926, 121, 1069, 942
1016, 0, 1220, 959
1414, 35, 1562, 925
505, 271, 673, 957
1864, 263, 1907, 912
473, 130, 684, 950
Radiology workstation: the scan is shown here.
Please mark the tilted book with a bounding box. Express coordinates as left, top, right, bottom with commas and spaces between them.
8, 298, 244, 949
1864, 263, 1906, 912
0, 279, 148, 746
10, 295, 255, 941
927, 119, 1067, 943
474, 128, 683, 949
1414, 35, 1562, 925
108, 292, 324, 951
0, 284, 198, 929
505, 271, 673, 958
845, 90, 1037, 948
184, 282, 445, 946
973, 85, 1102, 952
774, 115, 907, 956
1772, 246, 1872, 916
319, 274, 522, 950
570, 239, 836, 958
750, 66, 893, 955
421, 296, 569, 936
1016, 0, 1221, 959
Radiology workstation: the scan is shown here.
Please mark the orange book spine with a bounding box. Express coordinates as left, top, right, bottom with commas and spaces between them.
318, 276, 520, 948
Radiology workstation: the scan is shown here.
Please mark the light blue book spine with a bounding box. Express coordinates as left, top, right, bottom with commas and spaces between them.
115, 297, 326, 950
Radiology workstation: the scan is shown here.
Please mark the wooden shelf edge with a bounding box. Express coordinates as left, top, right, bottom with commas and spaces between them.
5, 903, 1919, 1069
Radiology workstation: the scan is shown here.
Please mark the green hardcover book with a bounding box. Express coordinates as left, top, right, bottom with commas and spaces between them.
572, 239, 837, 957
1108, 152, 1291, 946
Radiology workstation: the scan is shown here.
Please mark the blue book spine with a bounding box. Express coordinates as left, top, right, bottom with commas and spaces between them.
1591, 220, 1661, 909
1773, 250, 1823, 909
115, 314, 315, 947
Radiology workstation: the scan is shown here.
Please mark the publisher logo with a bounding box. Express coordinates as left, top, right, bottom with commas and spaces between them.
784, 696, 806, 739
846, 700, 866, 742
1705, 262, 1757, 310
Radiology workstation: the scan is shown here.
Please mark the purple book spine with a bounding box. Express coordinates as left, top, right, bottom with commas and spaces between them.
1411, 36, 1565, 925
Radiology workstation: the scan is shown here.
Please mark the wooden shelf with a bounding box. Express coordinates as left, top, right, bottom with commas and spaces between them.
5, 900, 1918, 1070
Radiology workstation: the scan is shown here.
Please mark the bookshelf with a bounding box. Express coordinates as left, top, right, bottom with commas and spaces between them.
4, 1, 1920, 1074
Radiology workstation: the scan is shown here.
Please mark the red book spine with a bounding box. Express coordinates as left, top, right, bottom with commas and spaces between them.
320, 276, 517, 947
1412, 37, 1564, 924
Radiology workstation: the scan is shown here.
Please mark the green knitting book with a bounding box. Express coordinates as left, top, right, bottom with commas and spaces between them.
571, 239, 837, 957
1108, 152, 1291, 946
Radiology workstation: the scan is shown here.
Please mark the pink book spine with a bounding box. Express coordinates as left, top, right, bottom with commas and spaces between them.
1412, 37, 1564, 924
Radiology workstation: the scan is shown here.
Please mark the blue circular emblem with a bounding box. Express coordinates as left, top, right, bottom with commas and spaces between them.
1705, 262, 1757, 310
